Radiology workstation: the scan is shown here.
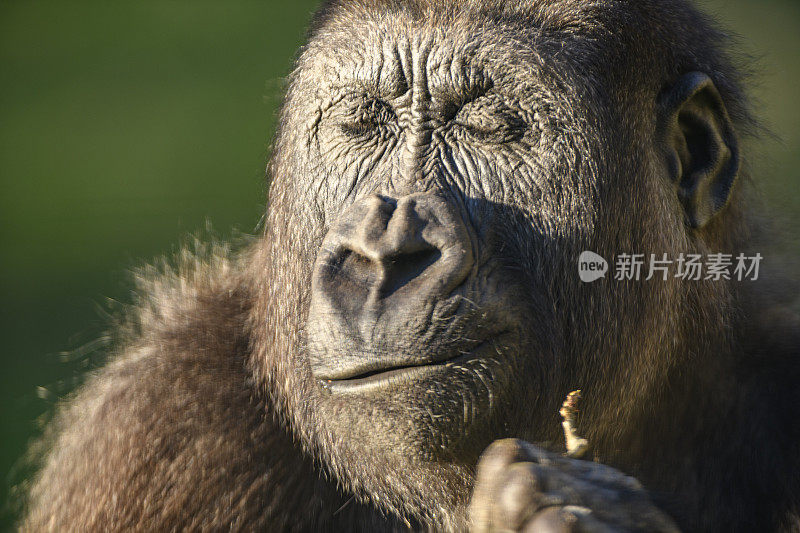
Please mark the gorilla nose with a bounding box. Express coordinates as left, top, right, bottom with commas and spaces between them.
307, 193, 475, 382
313, 194, 474, 302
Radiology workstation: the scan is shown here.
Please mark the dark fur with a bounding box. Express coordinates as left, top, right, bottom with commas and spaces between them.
22, 1, 799, 531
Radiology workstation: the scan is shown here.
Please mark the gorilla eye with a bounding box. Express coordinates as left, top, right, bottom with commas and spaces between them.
338, 97, 397, 139
454, 96, 527, 143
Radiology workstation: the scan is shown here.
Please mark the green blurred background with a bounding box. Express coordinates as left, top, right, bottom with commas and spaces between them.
0, 0, 797, 528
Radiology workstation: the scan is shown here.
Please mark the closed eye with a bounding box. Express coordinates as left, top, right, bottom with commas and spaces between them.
337, 97, 398, 139
454, 95, 529, 143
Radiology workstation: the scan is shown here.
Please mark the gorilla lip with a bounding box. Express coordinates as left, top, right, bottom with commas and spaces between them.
320, 363, 446, 394
317, 338, 498, 394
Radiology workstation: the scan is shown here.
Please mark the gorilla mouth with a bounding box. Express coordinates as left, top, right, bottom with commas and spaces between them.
318, 337, 499, 394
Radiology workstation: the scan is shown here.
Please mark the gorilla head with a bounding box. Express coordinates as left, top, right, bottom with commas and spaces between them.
250, 0, 751, 525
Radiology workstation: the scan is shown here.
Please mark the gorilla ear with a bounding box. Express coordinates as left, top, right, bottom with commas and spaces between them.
660, 72, 740, 229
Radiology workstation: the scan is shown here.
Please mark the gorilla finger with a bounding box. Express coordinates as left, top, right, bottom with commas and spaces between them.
493, 462, 548, 529
476, 439, 536, 483
524, 506, 616, 533
470, 440, 531, 533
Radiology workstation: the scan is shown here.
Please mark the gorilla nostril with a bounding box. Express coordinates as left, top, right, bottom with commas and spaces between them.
335, 249, 379, 287
381, 247, 442, 296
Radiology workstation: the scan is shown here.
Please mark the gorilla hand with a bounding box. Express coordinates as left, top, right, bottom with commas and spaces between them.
468, 439, 680, 532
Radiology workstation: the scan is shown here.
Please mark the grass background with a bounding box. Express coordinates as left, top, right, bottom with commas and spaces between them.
1, 0, 798, 528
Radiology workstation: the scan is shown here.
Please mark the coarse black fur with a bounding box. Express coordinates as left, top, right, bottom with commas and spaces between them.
21, 0, 800, 531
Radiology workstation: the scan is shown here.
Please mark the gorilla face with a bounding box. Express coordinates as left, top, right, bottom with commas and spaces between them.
258, 6, 629, 518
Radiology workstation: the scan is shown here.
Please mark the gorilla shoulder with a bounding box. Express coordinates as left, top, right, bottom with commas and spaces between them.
24, 255, 287, 530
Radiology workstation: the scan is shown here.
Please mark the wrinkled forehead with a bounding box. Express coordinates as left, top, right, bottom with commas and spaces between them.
296, 7, 578, 103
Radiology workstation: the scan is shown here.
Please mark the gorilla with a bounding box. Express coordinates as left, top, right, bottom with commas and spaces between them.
22, 0, 800, 531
